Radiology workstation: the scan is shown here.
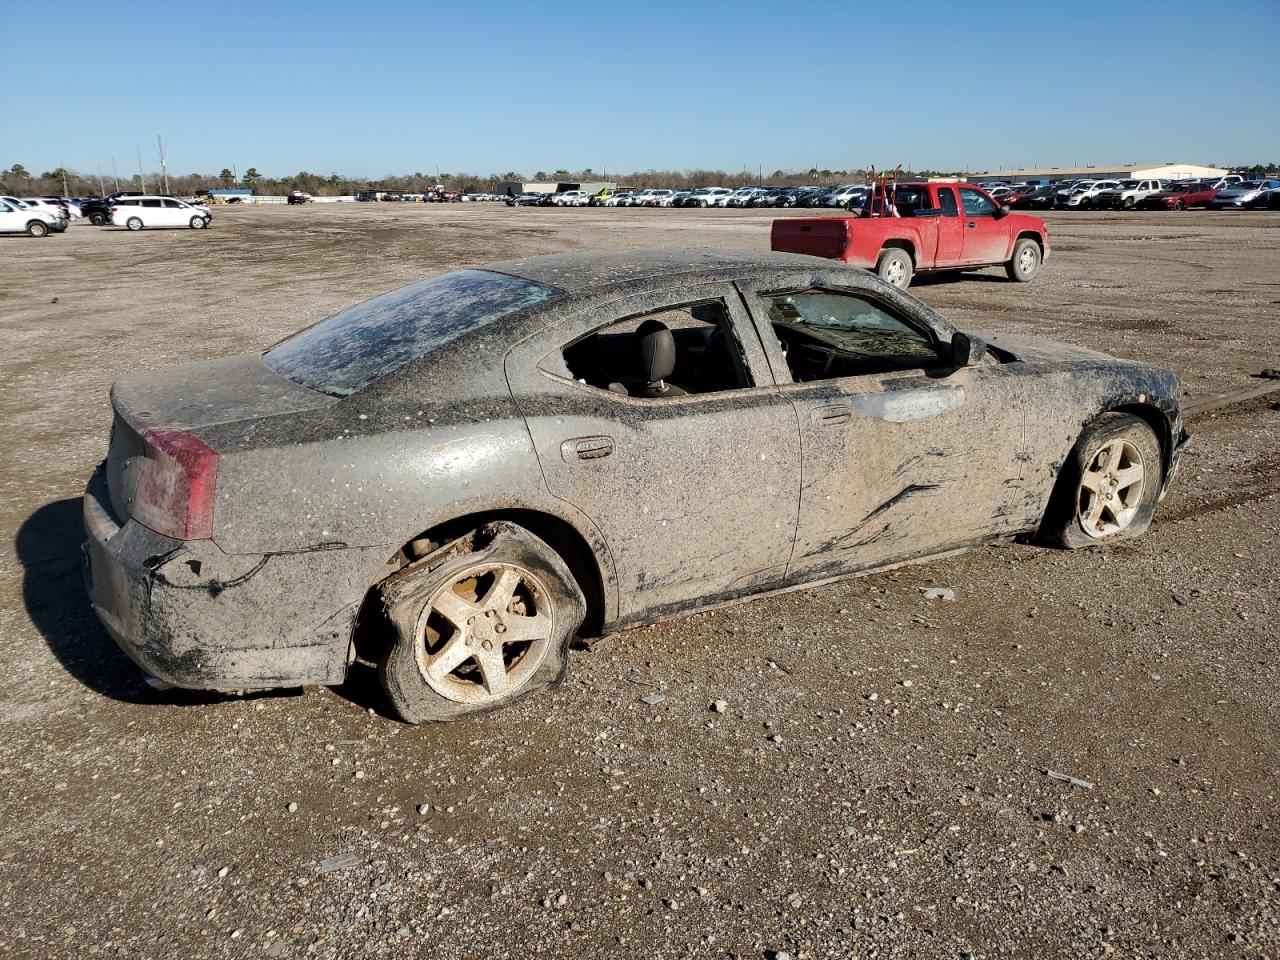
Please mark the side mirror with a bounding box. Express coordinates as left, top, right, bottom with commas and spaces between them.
951, 332, 987, 367
995, 204, 1010, 218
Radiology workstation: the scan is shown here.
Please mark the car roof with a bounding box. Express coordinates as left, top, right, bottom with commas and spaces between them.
486, 248, 851, 294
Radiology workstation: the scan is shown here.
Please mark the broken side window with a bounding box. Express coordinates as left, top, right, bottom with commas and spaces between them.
561, 300, 752, 398
759, 289, 944, 382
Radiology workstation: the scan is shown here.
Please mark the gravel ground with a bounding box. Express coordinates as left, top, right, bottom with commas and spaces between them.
1, 204, 1277, 959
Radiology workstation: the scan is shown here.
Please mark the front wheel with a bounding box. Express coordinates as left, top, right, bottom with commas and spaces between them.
89, 211, 108, 225
1039, 412, 1163, 549
126, 217, 144, 231
27, 220, 49, 237
1122, 196, 1135, 209
1005, 237, 1042, 282
1173, 199, 1186, 211
190, 216, 207, 229
875, 248, 913, 289
378, 522, 586, 723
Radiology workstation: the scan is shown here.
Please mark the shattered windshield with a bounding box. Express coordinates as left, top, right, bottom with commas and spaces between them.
264, 270, 558, 397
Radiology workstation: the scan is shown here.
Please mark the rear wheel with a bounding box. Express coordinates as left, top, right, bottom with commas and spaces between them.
26, 220, 48, 237
378, 522, 586, 723
89, 211, 108, 225
126, 216, 143, 231
1005, 237, 1042, 282
1039, 412, 1163, 549
875, 247, 913, 289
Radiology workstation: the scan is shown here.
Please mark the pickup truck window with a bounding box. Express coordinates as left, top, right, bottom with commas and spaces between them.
937, 187, 959, 217
758, 289, 940, 381
890, 187, 931, 215
959, 188, 997, 217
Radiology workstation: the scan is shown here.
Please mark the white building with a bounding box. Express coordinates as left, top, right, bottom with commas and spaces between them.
968, 162, 1231, 183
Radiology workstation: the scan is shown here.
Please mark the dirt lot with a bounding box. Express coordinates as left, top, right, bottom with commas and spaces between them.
1, 204, 1277, 959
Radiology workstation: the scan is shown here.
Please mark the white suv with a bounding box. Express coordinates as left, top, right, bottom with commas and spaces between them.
0, 198, 63, 236
1061, 180, 1121, 208
112, 196, 213, 229
1092, 179, 1170, 210
827, 184, 867, 207
551, 190, 589, 206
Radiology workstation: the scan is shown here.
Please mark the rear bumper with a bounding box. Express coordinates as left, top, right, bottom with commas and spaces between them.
82, 464, 373, 691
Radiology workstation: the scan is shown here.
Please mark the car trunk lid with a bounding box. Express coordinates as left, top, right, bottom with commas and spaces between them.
106, 353, 337, 524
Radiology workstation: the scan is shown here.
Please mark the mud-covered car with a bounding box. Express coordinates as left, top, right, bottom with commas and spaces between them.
83, 250, 1188, 722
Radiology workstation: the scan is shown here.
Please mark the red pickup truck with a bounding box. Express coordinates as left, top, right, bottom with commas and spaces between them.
770, 181, 1049, 290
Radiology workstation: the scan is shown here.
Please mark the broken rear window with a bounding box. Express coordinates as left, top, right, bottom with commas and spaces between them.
264, 270, 558, 397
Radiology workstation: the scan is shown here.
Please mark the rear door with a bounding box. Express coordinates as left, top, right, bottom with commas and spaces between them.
505, 283, 801, 623
140, 198, 164, 225
957, 187, 1009, 264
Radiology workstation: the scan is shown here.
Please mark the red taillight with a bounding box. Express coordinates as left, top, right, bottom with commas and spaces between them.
133, 429, 219, 540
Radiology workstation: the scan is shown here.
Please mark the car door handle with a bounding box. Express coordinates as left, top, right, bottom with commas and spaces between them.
812, 404, 852, 426
561, 436, 615, 462
966, 221, 977, 228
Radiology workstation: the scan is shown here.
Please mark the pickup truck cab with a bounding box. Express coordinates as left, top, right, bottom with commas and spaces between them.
770, 181, 1049, 289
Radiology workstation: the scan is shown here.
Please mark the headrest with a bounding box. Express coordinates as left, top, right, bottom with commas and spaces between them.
637, 318, 676, 383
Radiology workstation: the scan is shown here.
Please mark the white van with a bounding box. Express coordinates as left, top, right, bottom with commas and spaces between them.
111, 196, 213, 230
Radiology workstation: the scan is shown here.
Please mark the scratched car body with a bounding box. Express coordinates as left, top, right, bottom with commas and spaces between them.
83, 249, 1187, 722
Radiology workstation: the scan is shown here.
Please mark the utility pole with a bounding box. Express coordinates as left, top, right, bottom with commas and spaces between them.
111, 158, 119, 191
136, 146, 148, 193
97, 164, 106, 196
61, 167, 69, 197
157, 135, 170, 195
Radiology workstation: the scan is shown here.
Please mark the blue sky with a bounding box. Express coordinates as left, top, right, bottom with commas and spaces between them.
5, 0, 1278, 178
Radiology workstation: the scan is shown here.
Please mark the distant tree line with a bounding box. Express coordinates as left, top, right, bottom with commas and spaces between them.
4, 161, 1277, 197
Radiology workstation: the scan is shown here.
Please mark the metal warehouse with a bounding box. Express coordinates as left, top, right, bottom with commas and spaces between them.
969, 163, 1230, 183
498, 180, 617, 197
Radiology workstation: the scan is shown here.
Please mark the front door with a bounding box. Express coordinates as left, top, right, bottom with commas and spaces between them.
735, 278, 1029, 581
957, 186, 1009, 264
505, 283, 801, 623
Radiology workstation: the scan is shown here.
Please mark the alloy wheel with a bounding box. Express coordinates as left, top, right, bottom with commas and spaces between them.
414, 562, 555, 704
1078, 438, 1146, 537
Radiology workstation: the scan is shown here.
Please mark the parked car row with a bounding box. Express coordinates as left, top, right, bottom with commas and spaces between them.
0, 192, 218, 236
508, 176, 1280, 213
507, 184, 875, 209
1001, 175, 1280, 211
0, 196, 70, 236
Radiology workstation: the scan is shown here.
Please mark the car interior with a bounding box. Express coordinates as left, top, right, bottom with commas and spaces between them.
562, 301, 750, 398
760, 289, 945, 381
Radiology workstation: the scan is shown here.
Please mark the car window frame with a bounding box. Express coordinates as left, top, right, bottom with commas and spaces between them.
958, 187, 998, 217
733, 271, 959, 389
537, 289, 768, 401
519, 282, 780, 407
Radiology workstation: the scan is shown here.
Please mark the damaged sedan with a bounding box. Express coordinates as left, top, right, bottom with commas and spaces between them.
83, 249, 1188, 722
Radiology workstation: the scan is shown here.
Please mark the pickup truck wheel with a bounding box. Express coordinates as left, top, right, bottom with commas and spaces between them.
1039, 413, 1162, 549
1122, 196, 1136, 209
876, 248, 913, 289
1005, 238, 1042, 282
88, 211, 108, 225
26, 220, 48, 237
378, 522, 586, 723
